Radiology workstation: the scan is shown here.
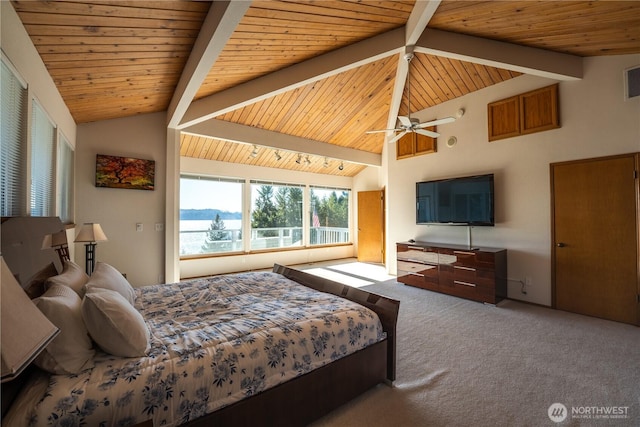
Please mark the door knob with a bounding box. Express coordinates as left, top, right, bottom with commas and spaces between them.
556, 242, 566, 247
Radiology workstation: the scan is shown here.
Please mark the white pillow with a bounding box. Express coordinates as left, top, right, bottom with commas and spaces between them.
45, 260, 89, 297
33, 284, 95, 374
84, 262, 135, 305
82, 287, 150, 357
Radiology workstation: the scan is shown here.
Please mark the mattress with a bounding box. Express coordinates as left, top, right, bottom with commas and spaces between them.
5, 271, 385, 427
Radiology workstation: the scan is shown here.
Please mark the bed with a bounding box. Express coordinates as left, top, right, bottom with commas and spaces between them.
1, 217, 399, 427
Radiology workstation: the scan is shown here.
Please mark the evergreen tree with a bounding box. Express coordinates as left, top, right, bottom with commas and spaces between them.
202, 214, 226, 251
252, 185, 278, 236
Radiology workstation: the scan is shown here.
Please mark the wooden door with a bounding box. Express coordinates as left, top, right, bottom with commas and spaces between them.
357, 190, 385, 263
551, 154, 639, 325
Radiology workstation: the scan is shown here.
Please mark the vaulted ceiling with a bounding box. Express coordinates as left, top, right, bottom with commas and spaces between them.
12, 1, 640, 176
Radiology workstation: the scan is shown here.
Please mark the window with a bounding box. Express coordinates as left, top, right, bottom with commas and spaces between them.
250, 181, 303, 250
1, 57, 71, 220
30, 100, 56, 216
309, 186, 350, 245
1, 59, 27, 216
180, 176, 243, 255
57, 133, 74, 223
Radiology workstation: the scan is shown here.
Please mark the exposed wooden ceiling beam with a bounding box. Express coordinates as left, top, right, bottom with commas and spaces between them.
384, 1, 441, 141
167, 1, 250, 128
178, 27, 405, 129
183, 119, 382, 167
405, 0, 441, 46
415, 28, 583, 81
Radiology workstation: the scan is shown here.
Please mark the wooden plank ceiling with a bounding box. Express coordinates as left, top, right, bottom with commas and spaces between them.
12, 1, 640, 177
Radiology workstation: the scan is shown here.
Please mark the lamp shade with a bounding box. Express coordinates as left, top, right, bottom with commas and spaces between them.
1, 257, 60, 382
74, 223, 108, 243
41, 230, 68, 249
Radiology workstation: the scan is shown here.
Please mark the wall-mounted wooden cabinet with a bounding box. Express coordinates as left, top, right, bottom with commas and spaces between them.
396, 127, 437, 159
488, 84, 559, 142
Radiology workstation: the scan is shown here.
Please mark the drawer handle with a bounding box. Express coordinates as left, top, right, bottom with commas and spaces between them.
408, 246, 425, 251
453, 251, 476, 256
454, 280, 476, 287
454, 266, 476, 272
408, 272, 424, 277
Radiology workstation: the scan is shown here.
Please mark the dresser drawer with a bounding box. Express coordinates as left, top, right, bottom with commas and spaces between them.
438, 248, 496, 269
452, 265, 496, 289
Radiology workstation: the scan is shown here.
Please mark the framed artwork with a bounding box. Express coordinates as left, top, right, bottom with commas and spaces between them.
95, 154, 155, 191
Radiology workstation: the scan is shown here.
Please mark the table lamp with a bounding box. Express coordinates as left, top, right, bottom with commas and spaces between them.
41, 230, 70, 265
74, 223, 108, 275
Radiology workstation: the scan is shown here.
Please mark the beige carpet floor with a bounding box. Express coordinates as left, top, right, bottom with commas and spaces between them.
310, 279, 640, 427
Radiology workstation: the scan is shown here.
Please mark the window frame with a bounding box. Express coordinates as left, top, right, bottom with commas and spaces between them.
179, 174, 245, 257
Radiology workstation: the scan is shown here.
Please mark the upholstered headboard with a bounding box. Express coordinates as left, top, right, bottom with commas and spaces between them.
0, 216, 65, 288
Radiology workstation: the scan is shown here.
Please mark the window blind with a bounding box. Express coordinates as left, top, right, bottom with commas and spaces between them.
57, 133, 74, 223
1, 60, 27, 216
30, 100, 56, 216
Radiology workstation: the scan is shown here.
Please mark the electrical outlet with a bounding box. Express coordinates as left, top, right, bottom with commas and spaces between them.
155, 223, 164, 232
136, 223, 143, 232
525, 276, 532, 286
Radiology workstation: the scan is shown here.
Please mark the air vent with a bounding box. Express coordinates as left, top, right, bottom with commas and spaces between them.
624, 65, 640, 100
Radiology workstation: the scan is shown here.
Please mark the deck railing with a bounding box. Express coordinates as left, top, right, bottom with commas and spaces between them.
180, 226, 349, 255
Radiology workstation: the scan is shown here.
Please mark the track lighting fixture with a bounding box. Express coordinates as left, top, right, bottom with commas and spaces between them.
323, 157, 329, 168
249, 145, 259, 158
304, 155, 311, 166
295, 153, 302, 164
338, 162, 344, 171
274, 150, 282, 161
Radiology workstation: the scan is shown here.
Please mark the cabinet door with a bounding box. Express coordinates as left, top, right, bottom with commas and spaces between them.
396, 133, 415, 159
488, 95, 519, 141
415, 129, 436, 155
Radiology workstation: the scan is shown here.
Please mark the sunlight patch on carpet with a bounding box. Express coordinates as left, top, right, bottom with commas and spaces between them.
303, 268, 375, 288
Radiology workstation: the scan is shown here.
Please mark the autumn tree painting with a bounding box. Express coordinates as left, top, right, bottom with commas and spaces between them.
95, 154, 155, 190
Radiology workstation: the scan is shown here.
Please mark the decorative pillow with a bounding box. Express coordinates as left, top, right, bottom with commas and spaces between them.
24, 262, 59, 299
45, 260, 89, 298
82, 287, 150, 357
33, 284, 95, 374
83, 262, 135, 305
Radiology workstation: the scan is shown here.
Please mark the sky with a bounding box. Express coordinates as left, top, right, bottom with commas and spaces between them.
180, 179, 242, 212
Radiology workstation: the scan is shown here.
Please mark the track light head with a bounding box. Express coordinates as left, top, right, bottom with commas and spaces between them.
249, 145, 258, 158
274, 150, 282, 161
338, 162, 344, 171
295, 153, 302, 164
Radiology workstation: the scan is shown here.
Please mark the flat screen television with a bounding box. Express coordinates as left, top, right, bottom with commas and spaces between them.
416, 174, 494, 226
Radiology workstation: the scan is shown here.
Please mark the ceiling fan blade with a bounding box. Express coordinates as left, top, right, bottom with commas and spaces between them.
397, 116, 412, 127
387, 131, 408, 144
416, 116, 455, 128
365, 128, 402, 134
415, 128, 440, 138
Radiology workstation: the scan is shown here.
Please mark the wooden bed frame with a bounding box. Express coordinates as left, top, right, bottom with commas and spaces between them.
1, 217, 400, 426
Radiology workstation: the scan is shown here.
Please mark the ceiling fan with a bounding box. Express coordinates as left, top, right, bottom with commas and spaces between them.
366, 50, 455, 144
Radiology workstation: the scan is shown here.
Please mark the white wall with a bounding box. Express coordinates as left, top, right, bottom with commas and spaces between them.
366, 54, 640, 306
179, 157, 356, 278
75, 113, 167, 286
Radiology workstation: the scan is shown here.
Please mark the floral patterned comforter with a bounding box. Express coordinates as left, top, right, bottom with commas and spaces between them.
7, 272, 385, 427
